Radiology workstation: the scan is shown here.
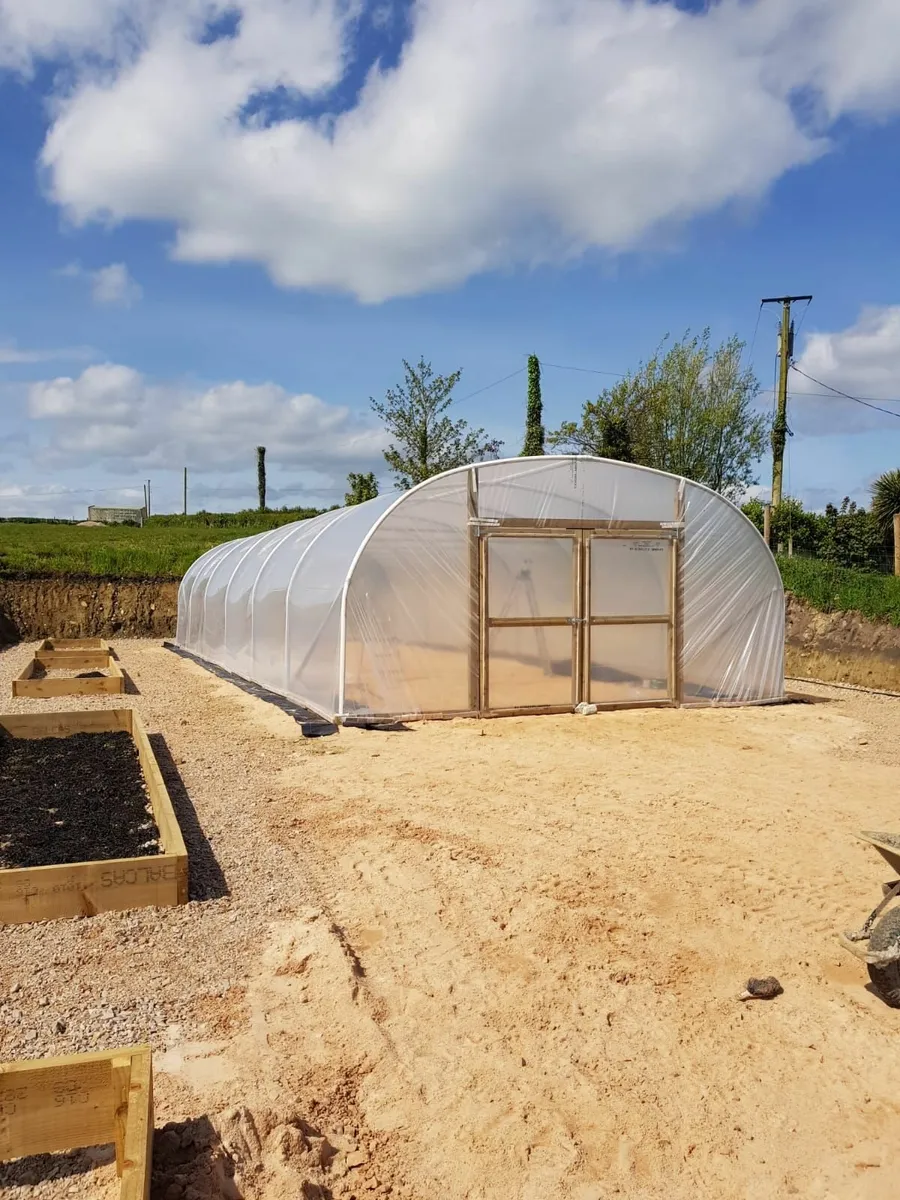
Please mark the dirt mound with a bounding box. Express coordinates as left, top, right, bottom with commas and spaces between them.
0, 578, 177, 642
785, 591, 900, 692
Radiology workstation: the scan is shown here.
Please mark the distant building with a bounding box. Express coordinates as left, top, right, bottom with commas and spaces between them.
87, 505, 147, 525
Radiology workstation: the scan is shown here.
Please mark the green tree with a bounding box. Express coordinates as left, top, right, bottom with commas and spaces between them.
549, 331, 768, 499
871, 469, 900, 536
345, 471, 379, 506
371, 358, 502, 490
521, 354, 544, 455
548, 375, 637, 462
742, 496, 825, 556
819, 498, 885, 572
256, 446, 266, 512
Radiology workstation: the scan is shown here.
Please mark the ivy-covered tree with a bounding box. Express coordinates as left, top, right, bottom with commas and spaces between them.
521, 354, 544, 455
345, 472, 379, 506
256, 446, 266, 512
370, 358, 502, 489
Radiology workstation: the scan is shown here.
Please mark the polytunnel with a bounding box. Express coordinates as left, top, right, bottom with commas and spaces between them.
176, 456, 785, 722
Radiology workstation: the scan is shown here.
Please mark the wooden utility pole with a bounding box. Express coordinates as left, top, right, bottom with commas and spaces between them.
761, 294, 812, 508
183, 467, 188, 516
146, 480, 151, 518
894, 512, 900, 577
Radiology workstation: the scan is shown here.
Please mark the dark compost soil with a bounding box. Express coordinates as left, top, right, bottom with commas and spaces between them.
0, 730, 160, 869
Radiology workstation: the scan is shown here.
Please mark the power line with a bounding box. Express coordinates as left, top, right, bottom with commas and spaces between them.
760, 386, 900, 403
539, 361, 626, 378
746, 301, 764, 368
453, 367, 525, 405
789, 365, 900, 420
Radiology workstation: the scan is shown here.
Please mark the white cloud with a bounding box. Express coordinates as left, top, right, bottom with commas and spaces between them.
90, 262, 143, 306
790, 306, 900, 435
26, 361, 386, 476
0, 0, 893, 301
0, 339, 93, 363
60, 260, 143, 306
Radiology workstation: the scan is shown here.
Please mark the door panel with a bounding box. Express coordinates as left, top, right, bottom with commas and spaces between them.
589, 537, 671, 617
488, 626, 575, 710
488, 536, 575, 619
484, 534, 577, 711
589, 623, 671, 704
480, 529, 676, 713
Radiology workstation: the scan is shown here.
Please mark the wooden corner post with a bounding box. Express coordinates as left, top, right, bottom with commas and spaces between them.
467, 468, 481, 713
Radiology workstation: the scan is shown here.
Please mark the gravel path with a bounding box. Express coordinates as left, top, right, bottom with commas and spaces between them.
2, 642, 900, 1199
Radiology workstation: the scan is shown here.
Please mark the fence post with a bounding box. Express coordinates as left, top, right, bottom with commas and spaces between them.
894, 512, 900, 577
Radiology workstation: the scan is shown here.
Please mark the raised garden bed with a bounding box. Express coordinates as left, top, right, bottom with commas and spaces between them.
0, 709, 188, 925
12, 654, 124, 698
0, 1045, 152, 1199
33, 639, 113, 672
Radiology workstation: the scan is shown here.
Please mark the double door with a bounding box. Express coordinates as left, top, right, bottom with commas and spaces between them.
480, 528, 676, 713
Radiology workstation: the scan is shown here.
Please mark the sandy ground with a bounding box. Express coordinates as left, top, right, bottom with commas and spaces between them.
2, 639, 900, 1198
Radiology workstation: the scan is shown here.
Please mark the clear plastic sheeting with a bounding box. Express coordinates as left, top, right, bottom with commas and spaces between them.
176, 456, 785, 720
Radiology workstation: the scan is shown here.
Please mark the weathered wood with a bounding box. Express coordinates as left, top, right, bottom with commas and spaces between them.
467, 468, 480, 712
111, 1055, 131, 1175
0, 710, 188, 924
119, 1049, 153, 1200
130, 713, 188, 896
36, 638, 109, 653
33, 652, 112, 671
0, 1046, 152, 1198
0, 709, 132, 739
12, 654, 124, 698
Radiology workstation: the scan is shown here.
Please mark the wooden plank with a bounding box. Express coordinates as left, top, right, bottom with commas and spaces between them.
42, 638, 107, 649
0, 709, 130, 739
487, 616, 574, 628
0, 1053, 115, 1160
0, 853, 184, 925
0, 1046, 152, 1198
467, 467, 480, 712
673, 483, 685, 705
479, 533, 489, 714
34, 652, 112, 670
119, 1049, 152, 1200
477, 519, 676, 531
110, 1055, 131, 1176
130, 713, 188, 895
12, 654, 125, 698
0, 709, 188, 923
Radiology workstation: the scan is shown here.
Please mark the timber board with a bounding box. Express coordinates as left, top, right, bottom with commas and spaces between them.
0, 709, 188, 924
0, 1045, 152, 1199
12, 653, 125, 698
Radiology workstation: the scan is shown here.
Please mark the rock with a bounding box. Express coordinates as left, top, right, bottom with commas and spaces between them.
347, 1150, 369, 1169
738, 976, 783, 1000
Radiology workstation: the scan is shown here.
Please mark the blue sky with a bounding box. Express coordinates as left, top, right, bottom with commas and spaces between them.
1, 0, 899, 518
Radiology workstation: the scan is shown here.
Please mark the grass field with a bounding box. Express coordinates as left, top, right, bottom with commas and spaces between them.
2, 520, 899, 626
0, 518, 301, 578
778, 555, 900, 626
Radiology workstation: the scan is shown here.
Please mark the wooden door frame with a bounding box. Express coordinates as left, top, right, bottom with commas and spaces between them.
472, 519, 683, 716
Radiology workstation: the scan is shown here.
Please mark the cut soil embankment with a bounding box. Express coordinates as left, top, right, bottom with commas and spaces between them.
2, 577, 900, 693
786, 591, 900, 692
0, 577, 178, 642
